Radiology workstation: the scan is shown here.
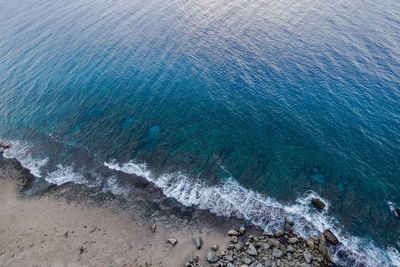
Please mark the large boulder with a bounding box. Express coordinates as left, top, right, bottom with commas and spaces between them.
323, 229, 339, 245
311, 198, 326, 209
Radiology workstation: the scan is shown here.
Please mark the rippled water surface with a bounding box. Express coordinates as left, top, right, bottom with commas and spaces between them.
1, 0, 400, 265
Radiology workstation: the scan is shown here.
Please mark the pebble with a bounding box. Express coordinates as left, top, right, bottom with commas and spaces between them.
194, 237, 202, 249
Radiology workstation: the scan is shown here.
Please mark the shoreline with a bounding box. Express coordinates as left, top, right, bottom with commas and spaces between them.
0, 153, 336, 267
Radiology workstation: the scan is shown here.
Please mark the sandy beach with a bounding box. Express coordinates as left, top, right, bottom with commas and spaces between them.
0, 154, 335, 267
0, 156, 251, 267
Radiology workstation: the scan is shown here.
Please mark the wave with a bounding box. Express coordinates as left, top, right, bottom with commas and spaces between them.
2, 140, 48, 177
1, 140, 129, 197
105, 159, 399, 267
1, 139, 398, 266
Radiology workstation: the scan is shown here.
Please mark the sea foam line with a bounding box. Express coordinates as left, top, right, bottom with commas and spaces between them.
1, 140, 397, 266
0, 140, 129, 196
104, 159, 399, 267
2, 140, 48, 177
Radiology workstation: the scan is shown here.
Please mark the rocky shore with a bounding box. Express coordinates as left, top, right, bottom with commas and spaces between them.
184, 221, 335, 267
0, 144, 338, 267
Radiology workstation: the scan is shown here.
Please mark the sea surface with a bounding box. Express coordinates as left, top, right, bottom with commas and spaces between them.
1, 0, 400, 265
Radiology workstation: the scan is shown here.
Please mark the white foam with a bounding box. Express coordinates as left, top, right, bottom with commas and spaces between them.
103, 176, 129, 196
1, 140, 48, 177
388, 247, 400, 266
104, 159, 395, 267
45, 164, 85, 185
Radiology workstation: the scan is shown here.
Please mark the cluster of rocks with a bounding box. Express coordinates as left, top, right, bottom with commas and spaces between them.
186, 219, 338, 267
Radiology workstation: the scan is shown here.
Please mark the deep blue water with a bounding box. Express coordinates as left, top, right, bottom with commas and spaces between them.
1, 0, 400, 265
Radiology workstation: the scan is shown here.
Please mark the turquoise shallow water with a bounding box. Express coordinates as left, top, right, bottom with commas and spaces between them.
1, 0, 400, 265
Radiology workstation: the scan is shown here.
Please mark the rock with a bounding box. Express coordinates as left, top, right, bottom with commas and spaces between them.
286, 218, 295, 225
206, 251, 220, 263
227, 244, 235, 250
211, 244, 219, 251
242, 257, 253, 264
287, 245, 295, 252
235, 243, 244, 251
151, 224, 156, 233
0, 142, 10, 153
194, 237, 202, 249
228, 229, 240, 236
285, 223, 292, 232
272, 248, 283, 258
323, 229, 339, 245
306, 238, 315, 250
247, 243, 258, 256
287, 252, 293, 261
274, 230, 284, 237
288, 237, 298, 244
230, 236, 238, 243
189, 255, 199, 263
224, 255, 234, 262
311, 198, 326, 209
304, 250, 313, 263
239, 226, 246, 235
226, 263, 235, 267
167, 239, 177, 246
268, 238, 281, 247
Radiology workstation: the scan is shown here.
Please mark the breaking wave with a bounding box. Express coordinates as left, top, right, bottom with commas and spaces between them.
105, 159, 399, 267
1, 139, 398, 266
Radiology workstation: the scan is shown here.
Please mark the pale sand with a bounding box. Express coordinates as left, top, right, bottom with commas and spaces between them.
0, 175, 230, 267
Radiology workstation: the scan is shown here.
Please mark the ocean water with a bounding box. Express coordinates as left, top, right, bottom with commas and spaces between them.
1, 0, 400, 265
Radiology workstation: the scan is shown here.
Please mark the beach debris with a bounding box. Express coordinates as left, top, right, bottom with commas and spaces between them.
323, 229, 339, 245
151, 223, 156, 233
311, 198, 326, 209
78, 246, 87, 254
194, 237, 202, 249
227, 229, 239, 236
167, 238, 177, 246
206, 251, 220, 263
